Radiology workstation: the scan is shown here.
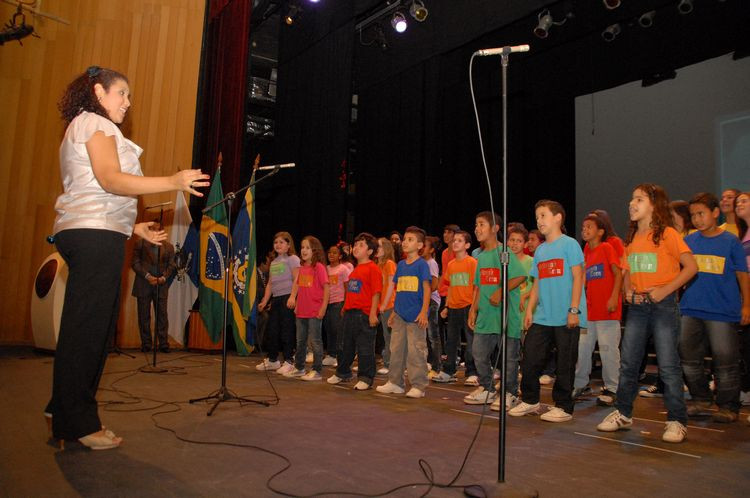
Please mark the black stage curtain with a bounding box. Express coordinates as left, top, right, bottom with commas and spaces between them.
255, 20, 355, 251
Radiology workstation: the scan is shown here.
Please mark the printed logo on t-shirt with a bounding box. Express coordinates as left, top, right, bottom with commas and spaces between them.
586, 263, 604, 281
537, 259, 564, 279
397, 275, 420, 292
479, 268, 500, 285
270, 262, 286, 276
450, 272, 471, 287
298, 273, 313, 288
628, 253, 657, 274
347, 279, 362, 294
328, 274, 339, 286
695, 254, 725, 275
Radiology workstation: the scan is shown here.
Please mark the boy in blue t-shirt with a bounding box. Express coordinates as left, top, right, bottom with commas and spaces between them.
376, 226, 432, 398
680, 192, 750, 423
509, 200, 586, 422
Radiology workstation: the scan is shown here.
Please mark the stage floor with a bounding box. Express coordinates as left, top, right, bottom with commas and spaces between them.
1, 347, 748, 497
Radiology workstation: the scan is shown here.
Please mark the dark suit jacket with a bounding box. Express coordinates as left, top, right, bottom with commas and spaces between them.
131, 238, 176, 298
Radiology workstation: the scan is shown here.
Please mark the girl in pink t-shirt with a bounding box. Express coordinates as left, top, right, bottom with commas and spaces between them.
286, 236, 329, 380
324, 245, 351, 366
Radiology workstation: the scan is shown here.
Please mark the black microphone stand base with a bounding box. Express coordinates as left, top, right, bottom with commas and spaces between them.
190, 386, 270, 416
463, 481, 538, 498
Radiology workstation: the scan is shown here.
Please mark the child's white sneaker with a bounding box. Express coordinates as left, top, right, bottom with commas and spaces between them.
353, 381, 370, 390
276, 362, 294, 375
322, 355, 338, 366
508, 401, 540, 417
540, 407, 572, 422
491, 393, 520, 412
301, 371, 322, 381
377, 367, 389, 375
327, 374, 344, 384
596, 410, 633, 432
406, 387, 425, 398
376, 381, 405, 394
256, 359, 280, 371
464, 375, 480, 386
662, 421, 687, 443
463, 387, 496, 405
284, 368, 305, 378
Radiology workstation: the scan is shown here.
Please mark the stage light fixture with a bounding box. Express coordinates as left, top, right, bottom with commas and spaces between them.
638, 10, 655, 28
284, 4, 300, 25
409, 1, 428, 22
603, 0, 621, 10
677, 0, 693, 14
533, 10, 566, 39
601, 23, 621, 42
391, 12, 407, 33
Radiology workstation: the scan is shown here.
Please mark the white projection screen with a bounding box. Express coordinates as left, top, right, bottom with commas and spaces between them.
575, 54, 750, 236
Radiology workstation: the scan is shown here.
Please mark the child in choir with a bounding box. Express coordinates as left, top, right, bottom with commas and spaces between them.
327, 233, 382, 390
323, 245, 351, 367
376, 227, 431, 398
734, 192, 750, 413
256, 232, 300, 375
287, 236, 329, 380
597, 184, 697, 443
434, 230, 478, 384
680, 192, 749, 422
506, 224, 534, 315
525, 229, 545, 256
376, 237, 397, 375
465, 212, 526, 406
719, 188, 740, 236
573, 214, 622, 406
670, 200, 695, 238
509, 200, 586, 421
423, 236, 442, 375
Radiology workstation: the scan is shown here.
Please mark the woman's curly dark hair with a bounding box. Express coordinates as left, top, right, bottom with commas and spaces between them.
625, 183, 672, 246
58, 66, 129, 125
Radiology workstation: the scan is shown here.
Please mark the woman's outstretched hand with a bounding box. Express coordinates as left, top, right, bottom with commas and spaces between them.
134, 222, 167, 245
173, 169, 210, 197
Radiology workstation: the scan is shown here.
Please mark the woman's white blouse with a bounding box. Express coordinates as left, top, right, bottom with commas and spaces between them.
53, 111, 143, 237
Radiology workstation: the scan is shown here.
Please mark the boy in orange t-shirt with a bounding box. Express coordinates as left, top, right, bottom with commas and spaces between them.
433, 231, 478, 383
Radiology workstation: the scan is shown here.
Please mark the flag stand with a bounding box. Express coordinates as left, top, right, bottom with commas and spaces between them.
189, 165, 282, 416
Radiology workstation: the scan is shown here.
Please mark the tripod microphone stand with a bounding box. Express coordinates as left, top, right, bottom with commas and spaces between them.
190, 166, 283, 415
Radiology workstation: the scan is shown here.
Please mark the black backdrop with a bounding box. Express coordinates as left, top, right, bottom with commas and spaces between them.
238, 0, 749, 252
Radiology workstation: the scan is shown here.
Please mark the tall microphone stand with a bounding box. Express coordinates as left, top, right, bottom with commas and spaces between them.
140, 204, 168, 373
189, 166, 282, 415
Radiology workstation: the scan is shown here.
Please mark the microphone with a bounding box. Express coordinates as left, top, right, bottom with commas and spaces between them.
256, 162, 296, 171
474, 44, 530, 57
145, 201, 173, 209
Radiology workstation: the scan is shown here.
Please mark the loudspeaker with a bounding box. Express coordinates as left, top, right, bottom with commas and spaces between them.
31, 252, 68, 351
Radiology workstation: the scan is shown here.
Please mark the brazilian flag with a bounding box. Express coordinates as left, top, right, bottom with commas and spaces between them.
199, 168, 228, 343
230, 171, 257, 355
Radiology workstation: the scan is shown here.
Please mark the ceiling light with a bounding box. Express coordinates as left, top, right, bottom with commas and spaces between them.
410, 1, 428, 22
677, 0, 693, 14
533, 10, 566, 39
601, 23, 621, 42
638, 10, 655, 28
602, 0, 621, 9
391, 12, 407, 33
284, 5, 300, 25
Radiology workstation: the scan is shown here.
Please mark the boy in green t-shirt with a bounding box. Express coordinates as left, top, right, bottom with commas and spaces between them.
465, 212, 526, 406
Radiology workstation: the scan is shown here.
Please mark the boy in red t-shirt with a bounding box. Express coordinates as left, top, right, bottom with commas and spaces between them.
327, 232, 382, 390
574, 214, 623, 406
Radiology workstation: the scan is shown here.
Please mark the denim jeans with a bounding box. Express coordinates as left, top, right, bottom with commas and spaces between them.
294, 317, 323, 372
388, 312, 429, 391
615, 293, 687, 423
680, 316, 741, 412
426, 300, 442, 370
575, 320, 621, 392
473, 333, 520, 395
379, 308, 393, 367
324, 301, 344, 357
739, 324, 750, 392
336, 310, 376, 385
267, 294, 296, 363
520, 323, 580, 414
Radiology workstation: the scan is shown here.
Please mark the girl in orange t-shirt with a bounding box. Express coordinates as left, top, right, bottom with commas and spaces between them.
597, 184, 697, 444
376, 238, 397, 374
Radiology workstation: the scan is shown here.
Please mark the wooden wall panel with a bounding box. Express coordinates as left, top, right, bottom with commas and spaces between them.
0, 0, 206, 347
